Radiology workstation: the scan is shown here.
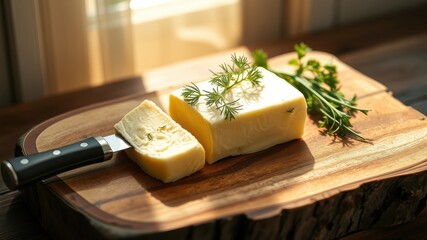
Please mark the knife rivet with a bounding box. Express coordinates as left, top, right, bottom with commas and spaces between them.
20, 159, 29, 165
80, 142, 88, 148
53, 150, 61, 155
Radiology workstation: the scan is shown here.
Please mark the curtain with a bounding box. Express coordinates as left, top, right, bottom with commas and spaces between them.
37, 0, 244, 94
36, 0, 286, 95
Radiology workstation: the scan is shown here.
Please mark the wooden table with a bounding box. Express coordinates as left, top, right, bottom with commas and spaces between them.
1, 5, 427, 239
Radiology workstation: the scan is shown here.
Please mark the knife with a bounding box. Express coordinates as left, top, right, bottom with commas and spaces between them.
1, 134, 130, 190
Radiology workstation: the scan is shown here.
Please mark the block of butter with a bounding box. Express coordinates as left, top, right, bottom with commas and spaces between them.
114, 100, 205, 183
169, 67, 307, 164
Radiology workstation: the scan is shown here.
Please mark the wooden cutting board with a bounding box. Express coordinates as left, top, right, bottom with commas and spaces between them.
19, 51, 427, 240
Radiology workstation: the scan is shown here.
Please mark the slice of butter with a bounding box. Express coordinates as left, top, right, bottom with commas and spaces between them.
169, 67, 307, 164
114, 100, 205, 183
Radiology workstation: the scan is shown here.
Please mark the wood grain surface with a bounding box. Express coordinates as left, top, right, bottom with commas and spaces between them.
17, 51, 427, 239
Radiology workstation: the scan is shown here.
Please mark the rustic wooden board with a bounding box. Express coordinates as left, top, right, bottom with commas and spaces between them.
19, 51, 427, 239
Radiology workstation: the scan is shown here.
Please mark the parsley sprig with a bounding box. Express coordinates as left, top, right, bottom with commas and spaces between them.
181, 54, 262, 120
252, 43, 370, 140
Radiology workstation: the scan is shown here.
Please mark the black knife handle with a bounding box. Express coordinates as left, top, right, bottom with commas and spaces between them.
1, 137, 112, 190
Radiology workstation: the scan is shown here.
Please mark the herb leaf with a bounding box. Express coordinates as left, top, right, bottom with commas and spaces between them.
252, 43, 370, 141
182, 54, 262, 120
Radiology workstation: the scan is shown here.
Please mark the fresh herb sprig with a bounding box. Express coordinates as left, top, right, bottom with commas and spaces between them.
252, 43, 370, 141
181, 54, 262, 120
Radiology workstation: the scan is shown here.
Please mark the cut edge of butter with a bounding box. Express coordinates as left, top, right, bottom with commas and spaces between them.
114, 100, 205, 183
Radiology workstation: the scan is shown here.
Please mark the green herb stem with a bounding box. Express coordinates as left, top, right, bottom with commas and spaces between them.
252, 43, 370, 141
182, 54, 262, 120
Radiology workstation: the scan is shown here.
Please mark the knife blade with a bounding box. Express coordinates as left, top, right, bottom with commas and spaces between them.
1, 134, 131, 190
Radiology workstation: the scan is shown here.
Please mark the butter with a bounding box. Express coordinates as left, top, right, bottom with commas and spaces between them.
114, 100, 205, 183
169, 67, 307, 164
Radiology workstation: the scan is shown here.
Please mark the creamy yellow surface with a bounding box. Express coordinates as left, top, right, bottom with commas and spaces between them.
169, 67, 307, 164
114, 100, 205, 183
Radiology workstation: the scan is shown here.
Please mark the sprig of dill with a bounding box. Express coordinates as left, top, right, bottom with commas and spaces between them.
252, 43, 370, 141
181, 54, 262, 120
